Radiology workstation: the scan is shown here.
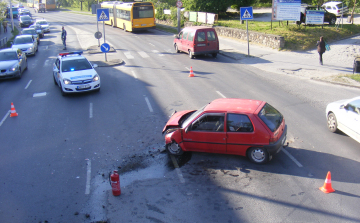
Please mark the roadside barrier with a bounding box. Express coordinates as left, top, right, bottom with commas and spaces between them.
0, 37, 7, 49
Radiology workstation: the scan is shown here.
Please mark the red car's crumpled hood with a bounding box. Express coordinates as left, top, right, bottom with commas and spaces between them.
162, 110, 194, 133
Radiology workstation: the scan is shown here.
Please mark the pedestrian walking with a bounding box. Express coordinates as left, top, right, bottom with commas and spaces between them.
61, 26, 67, 50
316, 36, 326, 65
2, 20, 7, 33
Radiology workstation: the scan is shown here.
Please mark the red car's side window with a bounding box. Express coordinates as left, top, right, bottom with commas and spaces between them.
227, 114, 253, 132
190, 114, 224, 132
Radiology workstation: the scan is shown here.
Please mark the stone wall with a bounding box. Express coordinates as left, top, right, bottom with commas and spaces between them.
184, 22, 285, 49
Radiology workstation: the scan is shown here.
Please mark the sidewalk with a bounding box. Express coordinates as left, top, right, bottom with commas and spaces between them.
218, 34, 360, 88
0, 19, 16, 48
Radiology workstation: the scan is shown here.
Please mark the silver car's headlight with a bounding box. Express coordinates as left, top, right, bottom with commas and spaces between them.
63, 79, 71, 85
28, 47, 33, 51
10, 66, 18, 71
92, 74, 100, 82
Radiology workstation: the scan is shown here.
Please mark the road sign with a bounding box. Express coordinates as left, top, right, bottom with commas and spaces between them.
97, 8, 109, 21
240, 7, 253, 20
101, 43, 110, 53
94, 31, 102, 39
176, 0, 182, 8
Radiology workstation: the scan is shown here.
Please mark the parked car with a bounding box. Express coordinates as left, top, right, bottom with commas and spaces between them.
35, 19, 50, 33
174, 26, 219, 59
18, 10, 32, 18
5, 7, 18, 18
297, 4, 337, 25
53, 51, 100, 96
21, 28, 40, 44
0, 48, 27, 79
322, 1, 349, 16
19, 15, 33, 28
11, 35, 38, 56
162, 98, 287, 164
29, 24, 44, 38
326, 96, 360, 143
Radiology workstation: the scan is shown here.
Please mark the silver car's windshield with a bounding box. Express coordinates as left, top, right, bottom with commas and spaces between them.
22, 30, 36, 35
14, 37, 33, 44
0, 52, 18, 61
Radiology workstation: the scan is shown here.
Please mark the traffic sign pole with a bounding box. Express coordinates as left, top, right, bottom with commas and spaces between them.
103, 21, 107, 62
247, 21, 249, 56
97, 21, 100, 47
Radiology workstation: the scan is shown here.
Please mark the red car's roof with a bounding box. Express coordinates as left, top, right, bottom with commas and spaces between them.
204, 98, 264, 113
183, 26, 215, 31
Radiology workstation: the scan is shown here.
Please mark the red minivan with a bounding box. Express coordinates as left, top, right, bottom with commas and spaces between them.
162, 98, 287, 164
173, 26, 219, 59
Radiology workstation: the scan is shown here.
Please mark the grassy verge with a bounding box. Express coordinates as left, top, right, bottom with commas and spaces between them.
215, 20, 360, 51
156, 24, 178, 34
347, 74, 360, 82
6, 26, 19, 48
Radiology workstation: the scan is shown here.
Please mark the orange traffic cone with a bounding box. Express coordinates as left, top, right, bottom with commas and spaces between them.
10, 102, 18, 117
189, 66, 195, 77
319, 171, 335, 193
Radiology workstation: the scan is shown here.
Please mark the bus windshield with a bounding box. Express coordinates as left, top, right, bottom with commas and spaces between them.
133, 6, 153, 19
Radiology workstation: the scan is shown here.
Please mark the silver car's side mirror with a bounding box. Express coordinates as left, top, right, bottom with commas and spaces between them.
93, 64, 98, 68
340, 105, 345, 109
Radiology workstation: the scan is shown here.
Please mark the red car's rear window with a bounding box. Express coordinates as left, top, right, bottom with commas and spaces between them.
258, 103, 283, 132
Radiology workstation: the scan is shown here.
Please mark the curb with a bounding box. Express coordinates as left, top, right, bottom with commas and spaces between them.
311, 77, 360, 89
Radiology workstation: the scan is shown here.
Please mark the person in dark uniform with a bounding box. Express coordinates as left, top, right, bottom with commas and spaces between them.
316, 36, 326, 65
61, 26, 67, 50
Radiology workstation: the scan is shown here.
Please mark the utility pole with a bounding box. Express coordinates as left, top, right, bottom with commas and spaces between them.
9, 0, 14, 32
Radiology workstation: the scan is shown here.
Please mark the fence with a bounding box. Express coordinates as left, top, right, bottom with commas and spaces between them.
0, 37, 7, 49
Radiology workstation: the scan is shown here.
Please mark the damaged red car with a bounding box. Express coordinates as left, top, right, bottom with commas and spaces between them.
162, 98, 287, 164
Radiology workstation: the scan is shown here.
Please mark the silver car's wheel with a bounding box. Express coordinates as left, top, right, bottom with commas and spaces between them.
327, 113, 338, 133
247, 147, 269, 164
166, 141, 184, 155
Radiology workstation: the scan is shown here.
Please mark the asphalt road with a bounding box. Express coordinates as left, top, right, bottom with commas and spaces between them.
0, 9, 360, 222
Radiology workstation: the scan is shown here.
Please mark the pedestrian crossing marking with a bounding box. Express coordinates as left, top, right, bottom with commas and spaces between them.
124, 52, 134, 59
99, 11, 108, 20
138, 51, 149, 58
242, 10, 251, 19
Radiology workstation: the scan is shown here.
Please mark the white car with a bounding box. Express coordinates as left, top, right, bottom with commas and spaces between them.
322, 1, 349, 16
35, 19, 50, 32
326, 96, 360, 143
53, 51, 100, 96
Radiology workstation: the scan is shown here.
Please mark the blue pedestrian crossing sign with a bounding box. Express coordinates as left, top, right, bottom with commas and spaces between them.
101, 43, 110, 53
240, 7, 253, 20
97, 8, 109, 21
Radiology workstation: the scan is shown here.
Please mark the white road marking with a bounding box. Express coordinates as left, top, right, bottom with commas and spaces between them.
145, 97, 153, 112
138, 51, 149, 58
131, 70, 137, 79
166, 49, 172, 53
282, 148, 303, 167
85, 159, 91, 194
185, 67, 190, 71
89, 103, 93, 118
216, 91, 227, 98
24, 80, 32, 89
44, 59, 50, 67
124, 51, 134, 59
152, 50, 164, 57
149, 43, 155, 46
33, 92, 47, 97
170, 155, 185, 183
0, 111, 10, 127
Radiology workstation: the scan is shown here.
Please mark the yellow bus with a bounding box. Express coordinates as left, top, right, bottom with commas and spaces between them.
101, 1, 155, 32
27, 0, 34, 8
34, 0, 56, 12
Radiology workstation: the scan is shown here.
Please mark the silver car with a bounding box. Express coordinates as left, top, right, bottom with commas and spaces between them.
21, 28, 40, 44
35, 20, 50, 33
0, 48, 27, 79
11, 35, 38, 56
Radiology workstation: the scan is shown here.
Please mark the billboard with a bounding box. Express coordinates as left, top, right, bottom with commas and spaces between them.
272, 0, 301, 21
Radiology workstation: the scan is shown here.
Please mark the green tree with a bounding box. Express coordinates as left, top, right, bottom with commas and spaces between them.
182, 0, 237, 14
